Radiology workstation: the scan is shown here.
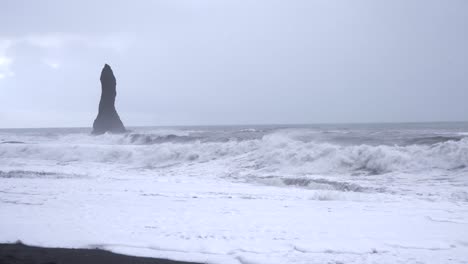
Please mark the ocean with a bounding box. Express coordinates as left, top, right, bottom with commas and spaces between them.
1, 122, 468, 263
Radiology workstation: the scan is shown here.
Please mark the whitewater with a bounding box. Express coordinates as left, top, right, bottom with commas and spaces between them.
1, 123, 468, 263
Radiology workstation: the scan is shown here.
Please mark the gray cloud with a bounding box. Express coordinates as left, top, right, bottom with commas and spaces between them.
1, 0, 467, 128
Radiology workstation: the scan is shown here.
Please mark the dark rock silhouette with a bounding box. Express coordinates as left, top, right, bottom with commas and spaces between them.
92, 64, 126, 135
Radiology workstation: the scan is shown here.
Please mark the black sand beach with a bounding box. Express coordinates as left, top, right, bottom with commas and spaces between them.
0, 243, 201, 264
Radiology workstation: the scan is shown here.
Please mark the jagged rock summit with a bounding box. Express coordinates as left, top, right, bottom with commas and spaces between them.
92, 64, 126, 135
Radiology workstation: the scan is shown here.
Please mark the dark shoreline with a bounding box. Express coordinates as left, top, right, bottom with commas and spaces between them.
0, 243, 202, 264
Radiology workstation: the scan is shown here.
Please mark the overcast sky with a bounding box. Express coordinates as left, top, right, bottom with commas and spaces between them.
0, 0, 467, 128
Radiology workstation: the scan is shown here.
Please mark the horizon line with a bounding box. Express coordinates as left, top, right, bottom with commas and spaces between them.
1, 120, 468, 130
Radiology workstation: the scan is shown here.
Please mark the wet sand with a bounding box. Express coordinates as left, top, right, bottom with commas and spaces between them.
0, 243, 201, 264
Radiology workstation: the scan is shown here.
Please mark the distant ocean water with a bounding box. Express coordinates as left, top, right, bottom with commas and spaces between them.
1, 122, 468, 197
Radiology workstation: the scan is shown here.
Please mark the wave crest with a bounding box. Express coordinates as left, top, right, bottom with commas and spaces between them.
1, 131, 467, 176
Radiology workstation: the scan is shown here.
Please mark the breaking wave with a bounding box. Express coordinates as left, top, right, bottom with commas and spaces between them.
404, 136, 463, 146
1, 130, 468, 176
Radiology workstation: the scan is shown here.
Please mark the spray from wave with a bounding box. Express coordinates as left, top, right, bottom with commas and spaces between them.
1, 127, 467, 177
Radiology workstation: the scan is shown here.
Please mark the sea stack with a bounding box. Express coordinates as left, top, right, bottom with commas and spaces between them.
92, 64, 126, 135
